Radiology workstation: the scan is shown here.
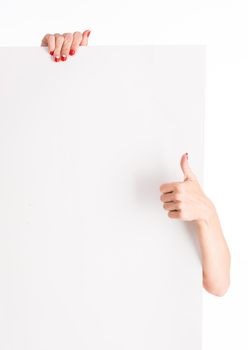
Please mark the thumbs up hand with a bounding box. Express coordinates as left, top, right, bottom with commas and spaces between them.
159, 153, 214, 222
160, 154, 231, 297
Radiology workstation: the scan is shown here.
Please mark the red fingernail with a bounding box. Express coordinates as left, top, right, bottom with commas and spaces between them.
55, 56, 60, 62
87, 30, 91, 37
61, 55, 67, 61
186, 152, 189, 160
69, 49, 75, 56
50, 50, 54, 56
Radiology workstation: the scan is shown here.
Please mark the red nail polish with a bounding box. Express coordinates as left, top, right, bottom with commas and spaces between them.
55, 56, 60, 62
69, 49, 75, 56
61, 55, 67, 61
87, 30, 91, 37
50, 50, 54, 56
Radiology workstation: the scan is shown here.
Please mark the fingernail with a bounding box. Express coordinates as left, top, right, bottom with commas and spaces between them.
186, 152, 189, 160
55, 56, 60, 62
69, 49, 75, 56
61, 54, 67, 61
87, 30, 91, 38
50, 50, 54, 56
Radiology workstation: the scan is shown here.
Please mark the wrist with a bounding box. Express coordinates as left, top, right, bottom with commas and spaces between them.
196, 197, 217, 228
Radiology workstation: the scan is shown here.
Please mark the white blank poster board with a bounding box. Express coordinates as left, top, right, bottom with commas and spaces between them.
0, 46, 205, 350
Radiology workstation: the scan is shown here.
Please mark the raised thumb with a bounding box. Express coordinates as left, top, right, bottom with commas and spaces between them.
180, 153, 197, 181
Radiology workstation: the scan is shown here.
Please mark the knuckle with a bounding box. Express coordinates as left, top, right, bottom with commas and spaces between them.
62, 40, 70, 48
55, 35, 64, 42
177, 202, 183, 210
48, 35, 55, 43
175, 183, 184, 193
63, 33, 73, 42
41, 34, 51, 45
159, 184, 165, 192
178, 211, 184, 219
165, 203, 171, 210
174, 193, 182, 201
73, 31, 82, 38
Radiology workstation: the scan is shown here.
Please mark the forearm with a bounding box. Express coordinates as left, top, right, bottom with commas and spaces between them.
195, 200, 231, 296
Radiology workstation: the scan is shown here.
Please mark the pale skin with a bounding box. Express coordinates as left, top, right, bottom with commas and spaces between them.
41, 30, 231, 297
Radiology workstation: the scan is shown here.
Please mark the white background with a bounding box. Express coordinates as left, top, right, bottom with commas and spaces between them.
0, 1, 247, 349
